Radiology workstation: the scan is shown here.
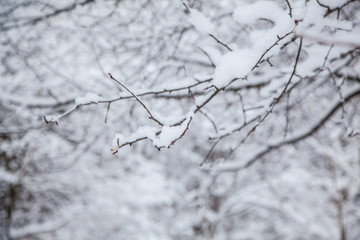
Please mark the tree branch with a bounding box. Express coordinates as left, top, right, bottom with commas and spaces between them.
108, 73, 164, 126
218, 86, 360, 172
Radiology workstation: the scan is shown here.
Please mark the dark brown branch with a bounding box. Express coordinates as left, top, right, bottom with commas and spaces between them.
198, 47, 216, 68
208, 34, 233, 52
169, 117, 193, 147
252, 30, 295, 71
111, 136, 149, 155
200, 138, 221, 166
194, 89, 220, 114
199, 110, 218, 134
285, 0, 293, 17
108, 73, 163, 126
182, 1, 190, 13
317, 0, 359, 17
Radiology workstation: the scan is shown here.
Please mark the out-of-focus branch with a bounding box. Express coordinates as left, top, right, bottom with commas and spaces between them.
10, 218, 69, 240
218, 86, 360, 172
316, 0, 359, 17
2, 0, 95, 31
296, 32, 360, 48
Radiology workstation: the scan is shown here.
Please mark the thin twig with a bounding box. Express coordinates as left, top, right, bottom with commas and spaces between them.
198, 47, 216, 67
169, 117, 193, 147
182, 1, 190, 13
200, 138, 221, 166
225, 38, 303, 159
104, 102, 111, 124
285, 0, 292, 17
108, 73, 164, 126
322, 45, 334, 68
194, 89, 220, 113
208, 34, 233, 52
199, 110, 218, 134
252, 29, 295, 71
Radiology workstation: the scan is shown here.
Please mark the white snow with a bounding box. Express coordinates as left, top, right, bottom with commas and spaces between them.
112, 114, 193, 149
232, 1, 295, 62
187, 8, 214, 34
0, 168, 17, 183
211, 1, 296, 88
153, 114, 192, 147
200, 46, 222, 66
233, 1, 294, 36
213, 49, 258, 88
233, 1, 289, 25
44, 115, 60, 123
75, 92, 103, 105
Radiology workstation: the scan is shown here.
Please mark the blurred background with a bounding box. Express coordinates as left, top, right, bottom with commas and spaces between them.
1, 0, 360, 239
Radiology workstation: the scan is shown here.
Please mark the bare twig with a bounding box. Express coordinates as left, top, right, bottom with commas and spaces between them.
169, 117, 193, 147
208, 34, 233, 52
252, 29, 295, 71
108, 73, 163, 126
182, 1, 190, 13
104, 102, 111, 124
200, 138, 221, 166
317, 0, 359, 17
322, 45, 334, 68
285, 0, 293, 17
199, 110, 218, 134
194, 89, 220, 113
198, 47, 216, 68
111, 136, 149, 155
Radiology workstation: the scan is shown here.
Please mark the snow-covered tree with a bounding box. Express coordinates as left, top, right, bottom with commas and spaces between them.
1, 0, 360, 239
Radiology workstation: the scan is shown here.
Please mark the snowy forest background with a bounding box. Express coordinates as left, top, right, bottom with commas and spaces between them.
1, 0, 360, 239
